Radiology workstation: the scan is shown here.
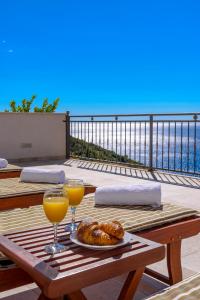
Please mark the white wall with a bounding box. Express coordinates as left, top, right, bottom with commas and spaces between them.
0, 113, 66, 161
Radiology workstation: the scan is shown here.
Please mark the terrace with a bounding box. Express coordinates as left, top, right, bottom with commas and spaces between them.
0, 112, 200, 300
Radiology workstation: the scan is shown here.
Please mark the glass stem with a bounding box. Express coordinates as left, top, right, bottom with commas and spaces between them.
71, 206, 76, 228
53, 224, 58, 245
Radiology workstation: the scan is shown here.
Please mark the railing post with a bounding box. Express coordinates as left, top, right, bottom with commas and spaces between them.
65, 111, 70, 159
193, 114, 198, 174
149, 115, 153, 171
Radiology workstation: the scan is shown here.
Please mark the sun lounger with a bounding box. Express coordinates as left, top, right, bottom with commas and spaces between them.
0, 165, 21, 179
0, 195, 200, 286
0, 177, 96, 210
148, 272, 200, 299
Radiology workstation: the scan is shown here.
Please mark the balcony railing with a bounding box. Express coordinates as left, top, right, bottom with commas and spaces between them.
65, 112, 200, 176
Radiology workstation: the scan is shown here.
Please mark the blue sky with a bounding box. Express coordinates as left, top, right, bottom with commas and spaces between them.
0, 0, 200, 114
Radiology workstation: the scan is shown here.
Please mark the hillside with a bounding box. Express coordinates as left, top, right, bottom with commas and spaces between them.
70, 136, 141, 165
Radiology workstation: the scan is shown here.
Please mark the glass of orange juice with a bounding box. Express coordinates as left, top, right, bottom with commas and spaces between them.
63, 179, 84, 233
43, 188, 69, 254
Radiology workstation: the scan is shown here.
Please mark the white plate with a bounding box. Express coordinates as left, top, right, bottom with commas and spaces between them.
70, 231, 133, 250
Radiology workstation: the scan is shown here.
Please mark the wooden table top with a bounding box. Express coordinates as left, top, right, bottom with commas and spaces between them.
0, 224, 165, 299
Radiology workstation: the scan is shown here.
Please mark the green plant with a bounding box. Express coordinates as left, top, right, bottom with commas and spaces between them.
70, 136, 142, 166
34, 97, 59, 112
5, 95, 59, 112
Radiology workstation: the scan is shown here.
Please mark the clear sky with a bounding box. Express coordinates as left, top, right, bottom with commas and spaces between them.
0, 0, 200, 114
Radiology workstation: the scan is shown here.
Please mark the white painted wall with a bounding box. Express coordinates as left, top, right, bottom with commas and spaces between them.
0, 113, 66, 161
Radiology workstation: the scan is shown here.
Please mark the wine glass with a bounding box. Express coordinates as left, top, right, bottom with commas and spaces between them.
43, 188, 69, 254
63, 179, 84, 233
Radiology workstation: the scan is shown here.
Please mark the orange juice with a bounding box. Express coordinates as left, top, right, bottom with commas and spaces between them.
43, 197, 69, 223
64, 186, 84, 206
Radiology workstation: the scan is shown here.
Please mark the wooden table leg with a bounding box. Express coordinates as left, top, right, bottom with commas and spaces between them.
167, 240, 182, 285
118, 267, 145, 300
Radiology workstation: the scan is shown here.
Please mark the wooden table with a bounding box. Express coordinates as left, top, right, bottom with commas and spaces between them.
0, 224, 165, 300
1, 183, 199, 286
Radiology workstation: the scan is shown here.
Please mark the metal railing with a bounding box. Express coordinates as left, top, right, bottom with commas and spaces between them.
65, 112, 200, 176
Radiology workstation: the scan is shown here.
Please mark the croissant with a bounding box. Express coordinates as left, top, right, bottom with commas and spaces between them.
77, 218, 98, 236
99, 221, 124, 239
77, 219, 124, 246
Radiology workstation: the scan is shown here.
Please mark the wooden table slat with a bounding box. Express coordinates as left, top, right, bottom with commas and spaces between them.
56, 245, 163, 280
5, 223, 69, 240
1, 227, 161, 273
53, 243, 148, 272
10, 230, 68, 245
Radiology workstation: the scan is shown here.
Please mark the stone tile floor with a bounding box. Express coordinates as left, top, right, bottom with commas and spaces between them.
1, 159, 200, 300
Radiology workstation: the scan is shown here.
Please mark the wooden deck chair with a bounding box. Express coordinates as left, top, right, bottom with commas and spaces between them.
148, 272, 200, 299
0, 177, 96, 210
0, 165, 21, 179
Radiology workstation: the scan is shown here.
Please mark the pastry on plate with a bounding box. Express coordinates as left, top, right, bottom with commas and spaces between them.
77, 218, 124, 246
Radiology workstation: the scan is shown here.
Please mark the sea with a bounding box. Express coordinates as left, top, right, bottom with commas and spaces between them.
71, 121, 200, 175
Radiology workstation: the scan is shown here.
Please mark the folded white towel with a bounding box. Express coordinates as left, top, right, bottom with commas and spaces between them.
95, 183, 161, 208
0, 158, 8, 169
20, 167, 66, 184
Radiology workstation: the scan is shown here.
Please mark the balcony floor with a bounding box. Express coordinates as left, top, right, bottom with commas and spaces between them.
1, 158, 200, 300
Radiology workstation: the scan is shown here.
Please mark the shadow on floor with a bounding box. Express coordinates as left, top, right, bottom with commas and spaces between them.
66, 159, 200, 190
0, 274, 168, 300
15, 158, 200, 190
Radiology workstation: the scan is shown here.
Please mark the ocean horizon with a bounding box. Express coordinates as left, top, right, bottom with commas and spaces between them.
71, 122, 200, 175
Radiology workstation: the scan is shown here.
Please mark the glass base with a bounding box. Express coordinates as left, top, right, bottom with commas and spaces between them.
65, 222, 78, 233
44, 243, 67, 254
